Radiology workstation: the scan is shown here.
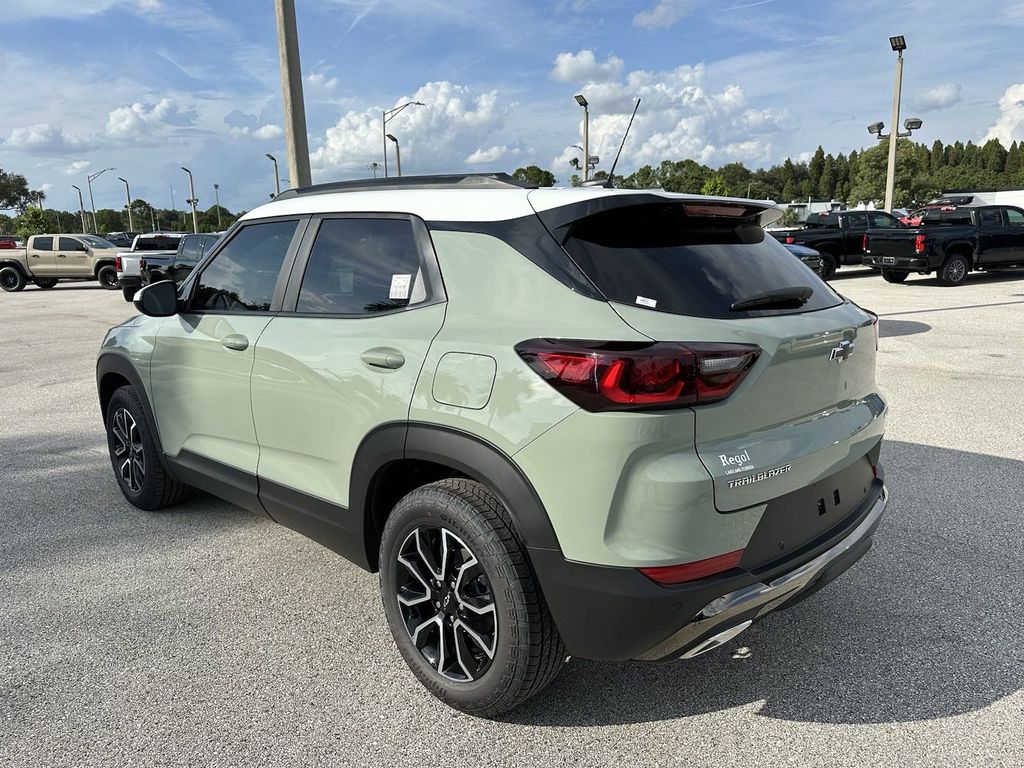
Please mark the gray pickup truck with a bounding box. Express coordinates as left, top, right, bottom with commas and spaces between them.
0, 234, 122, 292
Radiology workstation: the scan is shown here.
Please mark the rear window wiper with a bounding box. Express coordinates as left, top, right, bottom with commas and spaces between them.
730, 286, 813, 312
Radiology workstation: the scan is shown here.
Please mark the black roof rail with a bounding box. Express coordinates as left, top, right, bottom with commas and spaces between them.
273, 173, 535, 200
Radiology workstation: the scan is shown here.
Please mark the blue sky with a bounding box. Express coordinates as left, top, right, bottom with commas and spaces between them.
2, 0, 1023, 215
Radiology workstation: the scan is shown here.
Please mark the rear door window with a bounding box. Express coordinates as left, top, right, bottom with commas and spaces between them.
980, 209, 1004, 228
295, 218, 431, 315
192, 220, 298, 312
556, 203, 842, 319
33, 237, 53, 251
845, 212, 869, 229
179, 237, 203, 262
869, 213, 898, 228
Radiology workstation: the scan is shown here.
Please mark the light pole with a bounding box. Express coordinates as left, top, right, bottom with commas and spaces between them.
86, 167, 115, 232
574, 94, 590, 181
382, 101, 424, 178
71, 185, 87, 234
117, 177, 134, 232
273, 0, 312, 188
266, 153, 281, 197
367, 162, 380, 178
213, 184, 221, 228
181, 167, 199, 233
386, 133, 402, 177
880, 35, 910, 212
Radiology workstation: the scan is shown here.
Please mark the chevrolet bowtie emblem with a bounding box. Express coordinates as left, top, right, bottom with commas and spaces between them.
829, 339, 855, 363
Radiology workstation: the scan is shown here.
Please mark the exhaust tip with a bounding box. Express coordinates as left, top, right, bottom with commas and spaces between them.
679, 620, 752, 659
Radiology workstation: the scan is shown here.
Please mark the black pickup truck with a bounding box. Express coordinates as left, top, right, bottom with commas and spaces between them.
140, 232, 221, 287
771, 210, 904, 278
865, 205, 1024, 286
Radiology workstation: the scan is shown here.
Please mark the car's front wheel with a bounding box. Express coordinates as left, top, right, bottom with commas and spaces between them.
105, 386, 188, 510
379, 478, 566, 717
881, 269, 908, 283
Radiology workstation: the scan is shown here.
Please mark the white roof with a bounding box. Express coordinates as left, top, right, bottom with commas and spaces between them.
240, 184, 779, 224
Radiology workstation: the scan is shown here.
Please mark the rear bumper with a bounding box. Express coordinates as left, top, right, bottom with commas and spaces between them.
863, 254, 930, 270
530, 478, 888, 661
117, 274, 141, 290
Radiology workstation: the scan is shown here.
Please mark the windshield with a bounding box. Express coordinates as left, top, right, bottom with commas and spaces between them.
134, 235, 182, 251
558, 203, 842, 319
80, 235, 115, 248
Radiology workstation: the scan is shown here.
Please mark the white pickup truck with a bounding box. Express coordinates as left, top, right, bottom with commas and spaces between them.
115, 232, 186, 301
0, 234, 122, 292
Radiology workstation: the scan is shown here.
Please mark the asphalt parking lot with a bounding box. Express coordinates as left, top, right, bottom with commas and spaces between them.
2, 270, 1022, 767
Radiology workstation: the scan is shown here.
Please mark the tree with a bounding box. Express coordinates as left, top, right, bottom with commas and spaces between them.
620, 165, 659, 189
779, 208, 801, 226
700, 174, 733, 197
808, 146, 826, 195
14, 207, 48, 240
718, 162, 752, 196
0, 168, 35, 212
817, 153, 836, 200
511, 166, 556, 187
94, 208, 125, 233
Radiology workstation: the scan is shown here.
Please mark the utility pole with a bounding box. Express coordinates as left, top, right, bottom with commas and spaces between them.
86, 167, 115, 232
117, 177, 134, 231
884, 36, 906, 213
181, 167, 199, 233
71, 185, 87, 233
274, 0, 312, 188
213, 184, 222, 228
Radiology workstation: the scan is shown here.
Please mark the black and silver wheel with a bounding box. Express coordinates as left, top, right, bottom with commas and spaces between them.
380, 478, 566, 717
104, 386, 188, 510
97, 264, 119, 289
881, 268, 908, 283
34, 278, 59, 289
0, 266, 26, 292
818, 252, 838, 280
939, 253, 969, 286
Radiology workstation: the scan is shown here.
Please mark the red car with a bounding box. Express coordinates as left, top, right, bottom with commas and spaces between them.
0, 236, 18, 249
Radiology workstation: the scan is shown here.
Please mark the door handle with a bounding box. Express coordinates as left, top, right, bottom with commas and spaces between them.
57, 254, 66, 258
360, 347, 405, 369
220, 334, 249, 351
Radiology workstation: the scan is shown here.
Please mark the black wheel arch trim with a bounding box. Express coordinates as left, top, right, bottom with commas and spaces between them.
0, 260, 29, 277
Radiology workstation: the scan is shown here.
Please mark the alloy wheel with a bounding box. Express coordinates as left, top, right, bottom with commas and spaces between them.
948, 259, 967, 282
395, 526, 498, 682
111, 407, 145, 493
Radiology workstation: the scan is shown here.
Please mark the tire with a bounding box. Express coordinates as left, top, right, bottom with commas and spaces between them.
0, 266, 26, 292
379, 478, 567, 717
881, 269, 909, 283
104, 386, 188, 510
122, 287, 137, 302
34, 278, 58, 289
818, 252, 838, 280
939, 253, 970, 286
97, 264, 119, 289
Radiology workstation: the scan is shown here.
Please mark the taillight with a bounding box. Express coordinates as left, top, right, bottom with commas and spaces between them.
115, 255, 122, 271
914, 234, 927, 254
784, 235, 795, 244
862, 234, 869, 253
515, 340, 760, 412
868, 311, 879, 350
639, 549, 745, 585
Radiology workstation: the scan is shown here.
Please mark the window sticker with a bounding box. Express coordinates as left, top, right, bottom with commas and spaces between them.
635, 295, 657, 308
389, 273, 412, 300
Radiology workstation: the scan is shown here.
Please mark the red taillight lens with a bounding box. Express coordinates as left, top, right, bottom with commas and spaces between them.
516, 340, 760, 412
639, 548, 745, 585
115, 255, 122, 271
914, 234, 927, 254
784, 235, 795, 244
862, 234, 869, 252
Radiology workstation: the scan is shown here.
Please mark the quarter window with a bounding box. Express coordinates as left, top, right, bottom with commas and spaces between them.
192, 220, 298, 312
296, 218, 429, 314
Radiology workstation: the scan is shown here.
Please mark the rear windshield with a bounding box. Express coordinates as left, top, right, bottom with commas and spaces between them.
134, 235, 182, 251
559, 203, 842, 319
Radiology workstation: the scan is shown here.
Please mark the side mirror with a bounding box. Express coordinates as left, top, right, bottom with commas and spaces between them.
133, 280, 179, 317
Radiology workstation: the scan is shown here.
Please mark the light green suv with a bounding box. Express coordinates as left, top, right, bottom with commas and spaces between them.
97, 173, 888, 717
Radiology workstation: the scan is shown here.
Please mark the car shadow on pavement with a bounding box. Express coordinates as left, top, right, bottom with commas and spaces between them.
506, 440, 1024, 727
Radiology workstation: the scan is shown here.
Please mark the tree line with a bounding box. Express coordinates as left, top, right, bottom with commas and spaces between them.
514, 137, 1024, 211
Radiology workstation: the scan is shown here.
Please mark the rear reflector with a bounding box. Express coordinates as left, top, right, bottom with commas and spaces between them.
639, 549, 745, 585
784, 235, 795, 244
516, 340, 760, 412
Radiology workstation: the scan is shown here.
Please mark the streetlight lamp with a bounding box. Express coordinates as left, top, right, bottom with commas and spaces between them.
213, 184, 222, 228
181, 167, 199, 233
266, 153, 281, 197
117, 177, 134, 232
574, 94, 591, 181
86, 167, 115, 233
367, 162, 380, 178
386, 133, 402, 177
868, 35, 918, 212
382, 101, 424, 178
71, 185, 87, 234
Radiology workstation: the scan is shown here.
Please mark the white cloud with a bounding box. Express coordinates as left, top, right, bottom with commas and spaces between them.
105, 98, 196, 141
4, 123, 89, 153
633, 0, 696, 29
62, 160, 91, 176
4, 0, 159, 21
465, 145, 508, 164
911, 83, 962, 113
551, 50, 624, 83
310, 81, 508, 176
306, 72, 339, 90
984, 83, 1024, 145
